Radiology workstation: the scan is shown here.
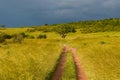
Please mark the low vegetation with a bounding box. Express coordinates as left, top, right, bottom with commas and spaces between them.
0, 40, 62, 80
0, 18, 120, 80
62, 52, 76, 80
37, 34, 47, 39
54, 24, 76, 38
69, 34, 120, 80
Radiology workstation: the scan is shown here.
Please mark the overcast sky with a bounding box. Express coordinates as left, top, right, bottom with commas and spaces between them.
0, 0, 120, 27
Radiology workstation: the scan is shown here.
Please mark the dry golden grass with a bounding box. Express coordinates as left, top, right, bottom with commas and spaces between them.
0, 28, 120, 80
0, 39, 62, 80
69, 34, 120, 80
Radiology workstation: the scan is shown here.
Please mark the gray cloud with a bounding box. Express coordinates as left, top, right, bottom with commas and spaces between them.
0, 0, 120, 27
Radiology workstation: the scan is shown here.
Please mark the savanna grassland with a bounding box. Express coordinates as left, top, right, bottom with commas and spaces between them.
0, 18, 120, 80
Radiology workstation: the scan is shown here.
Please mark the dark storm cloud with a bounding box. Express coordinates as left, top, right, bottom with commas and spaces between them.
0, 0, 120, 27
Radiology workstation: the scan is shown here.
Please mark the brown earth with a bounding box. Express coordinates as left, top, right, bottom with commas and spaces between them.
50, 45, 70, 80
50, 45, 87, 80
71, 48, 87, 80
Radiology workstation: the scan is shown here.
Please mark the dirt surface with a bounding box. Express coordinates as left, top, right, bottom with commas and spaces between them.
50, 45, 70, 80
71, 48, 87, 80
50, 45, 87, 80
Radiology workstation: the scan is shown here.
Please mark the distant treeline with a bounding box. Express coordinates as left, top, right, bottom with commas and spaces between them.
68, 18, 120, 33
25, 18, 120, 33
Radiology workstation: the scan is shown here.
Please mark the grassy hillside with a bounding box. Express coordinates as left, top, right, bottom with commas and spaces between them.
0, 18, 120, 80
66, 18, 120, 33
0, 39, 63, 80
19, 18, 120, 33
68, 33, 120, 80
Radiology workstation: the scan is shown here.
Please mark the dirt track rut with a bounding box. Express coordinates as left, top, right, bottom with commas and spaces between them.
50, 46, 69, 80
50, 46, 87, 80
71, 48, 87, 80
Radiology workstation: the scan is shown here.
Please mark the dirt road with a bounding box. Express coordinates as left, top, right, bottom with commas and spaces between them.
71, 48, 87, 80
50, 45, 70, 80
50, 45, 87, 80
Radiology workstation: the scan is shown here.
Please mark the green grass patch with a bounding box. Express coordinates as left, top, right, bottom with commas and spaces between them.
62, 52, 76, 80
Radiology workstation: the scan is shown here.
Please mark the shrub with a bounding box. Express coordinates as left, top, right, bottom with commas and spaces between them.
0, 33, 12, 43
37, 34, 47, 39
19, 32, 26, 38
4, 34, 12, 39
100, 41, 106, 44
54, 24, 76, 38
13, 33, 24, 43
18, 32, 35, 39
0, 33, 5, 43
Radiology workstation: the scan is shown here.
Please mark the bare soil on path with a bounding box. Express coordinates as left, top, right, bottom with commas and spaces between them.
50, 45, 70, 80
50, 45, 87, 80
71, 48, 87, 80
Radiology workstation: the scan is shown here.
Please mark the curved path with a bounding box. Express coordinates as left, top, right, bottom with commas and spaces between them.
50, 45, 87, 80
71, 48, 87, 80
50, 45, 70, 80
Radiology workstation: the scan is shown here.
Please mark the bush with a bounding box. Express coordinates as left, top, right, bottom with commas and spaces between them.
100, 41, 106, 44
4, 34, 12, 39
54, 24, 76, 38
37, 34, 47, 39
19, 32, 26, 38
18, 32, 35, 39
0, 33, 5, 43
0, 33, 12, 43
13, 33, 24, 43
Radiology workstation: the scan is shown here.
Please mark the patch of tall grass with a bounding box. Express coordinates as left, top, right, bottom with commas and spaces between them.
62, 52, 76, 80
69, 36, 120, 80
0, 39, 62, 80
